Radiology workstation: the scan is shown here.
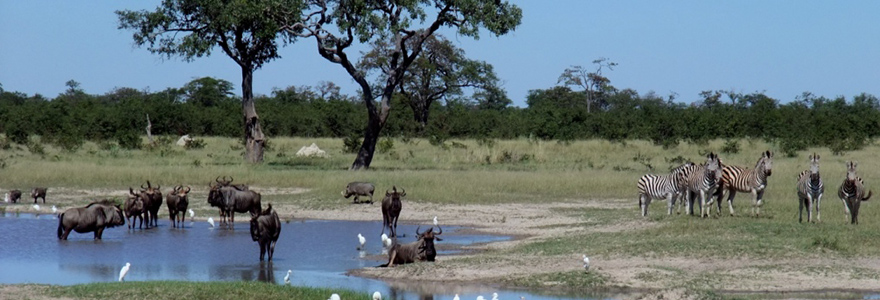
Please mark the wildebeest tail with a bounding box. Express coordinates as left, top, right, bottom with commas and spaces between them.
57, 213, 64, 239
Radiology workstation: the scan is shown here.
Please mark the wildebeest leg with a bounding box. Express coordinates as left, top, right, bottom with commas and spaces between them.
381, 213, 388, 236
268, 240, 277, 261
61, 228, 72, 240
387, 250, 398, 267
259, 241, 266, 261
391, 215, 399, 238
95, 227, 105, 240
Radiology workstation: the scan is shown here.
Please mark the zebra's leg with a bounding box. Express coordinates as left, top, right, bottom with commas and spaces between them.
685, 190, 693, 216
841, 198, 851, 223
806, 195, 814, 223
815, 193, 822, 223
700, 191, 709, 218
754, 189, 764, 217
726, 189, 738, 216
666, 193, 675, 215
640, 194, 650, 217
798, 197, 804, 223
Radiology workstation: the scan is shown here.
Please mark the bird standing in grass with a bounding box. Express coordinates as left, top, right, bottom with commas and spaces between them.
32, 204, 40, 211
207, 217, 215, 228
582, 254, 590, 271
357, 233, 366, 250
372, 291, 382, 300
328, 293, 341, 300
283, 269, 291, 284
118, 262, 131, 282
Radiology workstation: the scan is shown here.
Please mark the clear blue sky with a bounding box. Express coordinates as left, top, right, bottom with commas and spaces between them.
2, 1, 880, 107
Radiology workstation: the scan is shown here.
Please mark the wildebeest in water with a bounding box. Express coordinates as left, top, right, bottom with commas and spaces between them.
57, 200, 126, 240
250, 204, 281, 261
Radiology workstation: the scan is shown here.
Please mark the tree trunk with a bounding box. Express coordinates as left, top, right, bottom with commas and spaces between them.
241, 67, 264, 163
410, 98, 431, 131
350, 84, 392, 170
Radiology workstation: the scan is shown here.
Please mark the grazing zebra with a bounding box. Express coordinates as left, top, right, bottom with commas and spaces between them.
714, 150, 773, 217
683, 152, 723, 218
797, 153, 824, 223
838, 161, 872, 224
637, 162, 695, 216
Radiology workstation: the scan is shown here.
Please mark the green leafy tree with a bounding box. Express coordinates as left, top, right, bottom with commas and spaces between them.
117, 0, 304, 163
283, 0, 522, 170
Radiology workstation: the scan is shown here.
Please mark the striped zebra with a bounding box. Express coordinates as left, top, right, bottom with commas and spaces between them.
838, 161, 873, 224
714, 150, 773, 217
797, 153, 824, 223
683, 152, 722, 218
637, 162, 695, 216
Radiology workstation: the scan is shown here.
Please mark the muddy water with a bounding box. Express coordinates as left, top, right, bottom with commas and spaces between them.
0, 212, 596, 300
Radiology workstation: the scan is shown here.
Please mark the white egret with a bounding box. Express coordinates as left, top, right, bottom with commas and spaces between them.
453, 294, 460, 300
372, 291, 382, 300
492, 293, 499, 300
3, 192, 8, 203
381, 233, 392, 248
51, 205, 57, 213
32, 204, 40, 211
433, 215, 438, 226
328, 293, 341, 300
283, 269, 291, 284
357, 233, 366, 250
188, 209, 195, 218
118, 262, 131, 282
476, 296, 486, 300
582, 254, 590, 271
208, 217, 215, 228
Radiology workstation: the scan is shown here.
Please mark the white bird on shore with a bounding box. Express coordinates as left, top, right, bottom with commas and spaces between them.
380, 233, 391, 247
188, 209, 195, 218
283, 269, 291, 284
582, 254, 590, 271
32, 204, 40, 211
51, 205, 57, 213
433, 215, 438, 226
453, 294, 460, 300
372, 291, 382, 300
357, 233, 366, 250
476, 296, 486, 300
4, 192, 8, 203
328, 293, 341, 300
492, 292, 499, 300
208, 217, 215, 228
118, 262, 131, 282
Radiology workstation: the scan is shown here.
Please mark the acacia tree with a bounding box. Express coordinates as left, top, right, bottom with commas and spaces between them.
360, 34, 503, 131
283, 0, 522, 170
117, 0, 303, 162
557, 57, 617, 113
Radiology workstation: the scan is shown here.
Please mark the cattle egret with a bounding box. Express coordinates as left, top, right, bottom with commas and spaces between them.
492, 293, 499, 300
357, 233, 366, 250
433, 215, 438, 226
453, 294, 460, 300
208, 217, 215, 228
51, 205, 57, 213
118, 262, 131, 282
372, 291, 382, 300
381, 234, 392, 248
3, 192, 8, 203
284, 269, 291, 284
476, 296, 486, 300
188, 209, 195, 218
328, 293, 341, 300
32, 204, 40, 211
583, 254, 590, 271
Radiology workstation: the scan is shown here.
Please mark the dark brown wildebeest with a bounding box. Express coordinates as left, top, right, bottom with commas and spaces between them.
342, 182, 375, 204
8, 189, 22, 203
207, 176, 248, 225
166, 185, 191, 228
381, 186, 405, 238
57, 200, 125, 240
218, 186, 262, 228
140, 181, 163, 228
32, 187, 47, 203
381, 226, 442, 267
125, 188, 146, 229
250, 203, 281, 261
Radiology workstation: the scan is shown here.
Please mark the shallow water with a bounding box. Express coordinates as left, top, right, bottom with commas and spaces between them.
0, 212, 599, 300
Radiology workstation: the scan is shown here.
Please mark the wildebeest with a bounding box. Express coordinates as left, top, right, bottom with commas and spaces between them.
57, 200, 125, 240
207, 176, 250, 226
140, 181, 163, 228
381, 186, 405, 238
342, 182, 375, 204
32, 187, 47, 203
166, 185, 191, 228
124, 188, 146, 229
250, 204, 281, 261
381, 226, 442, 267
8, 189, 21, 203
838, 161, 872, 225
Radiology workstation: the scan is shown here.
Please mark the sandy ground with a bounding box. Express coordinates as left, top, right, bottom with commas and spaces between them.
5, 188, 880, 299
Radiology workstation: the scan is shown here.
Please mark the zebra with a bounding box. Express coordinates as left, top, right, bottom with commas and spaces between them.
838, 161, 872, 224
797, 153, 824, 223
637, 162, 695, 216
713, 150, 773, 217
683, 152, 722, 218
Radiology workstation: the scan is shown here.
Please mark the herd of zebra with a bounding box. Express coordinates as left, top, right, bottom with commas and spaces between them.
637, 150, 873, 224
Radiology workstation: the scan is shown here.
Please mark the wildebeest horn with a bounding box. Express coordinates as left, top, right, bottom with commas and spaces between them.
400, 188, 405, 196
416, 225, 422, 236
147, 180, 152, 188
229, 176, 234, 183
215, 176, 222, 183
435, 225, 442, 235
141, 182, 147, 190
129, 187, 136, 195
184, 186, 191, 193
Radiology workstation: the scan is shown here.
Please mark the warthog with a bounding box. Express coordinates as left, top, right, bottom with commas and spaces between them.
9, 189, 22, 203
250, 204, 281, 261
381, 226, 442, 267
57, 200, 125, 240
32, 187, 47, 203
140, 181, 163, 228
381, 186, 405, 238
125, 188, 146, 229
342, 182, 375, 204
166, 185, 191, 228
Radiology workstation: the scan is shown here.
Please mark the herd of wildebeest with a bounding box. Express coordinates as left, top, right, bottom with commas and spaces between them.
638, 150, 873, 224
6, 177, 439, 267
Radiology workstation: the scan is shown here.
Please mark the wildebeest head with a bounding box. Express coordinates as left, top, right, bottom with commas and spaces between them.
86, 200, 126, 228
415, 225, 443, 262
140, 181, 161, 198
126, 188, 145, 212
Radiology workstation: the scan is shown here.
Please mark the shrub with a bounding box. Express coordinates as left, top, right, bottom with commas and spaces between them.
721, 139, 740, 154
185, 138, 206, 149
377, 138, 394, 154
342, 135, 361, 154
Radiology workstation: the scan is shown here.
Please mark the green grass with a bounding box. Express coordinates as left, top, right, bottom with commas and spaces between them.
36, 281, 366, 300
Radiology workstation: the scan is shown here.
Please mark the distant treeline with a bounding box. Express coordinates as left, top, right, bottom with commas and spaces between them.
1, 78, 878, 156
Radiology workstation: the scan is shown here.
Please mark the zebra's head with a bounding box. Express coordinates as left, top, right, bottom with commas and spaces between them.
757, 150, 773, 176
704, 152, 722, 185
846, 161, 858, 181
809, 153, 820, 176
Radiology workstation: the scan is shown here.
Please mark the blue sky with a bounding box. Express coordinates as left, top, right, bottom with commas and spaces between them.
2, 1, 880, 107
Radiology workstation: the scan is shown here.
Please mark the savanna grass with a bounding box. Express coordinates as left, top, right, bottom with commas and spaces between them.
41, 281, 366, 300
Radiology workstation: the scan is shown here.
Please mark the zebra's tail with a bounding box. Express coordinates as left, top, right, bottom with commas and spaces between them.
863, 190, 872, 201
